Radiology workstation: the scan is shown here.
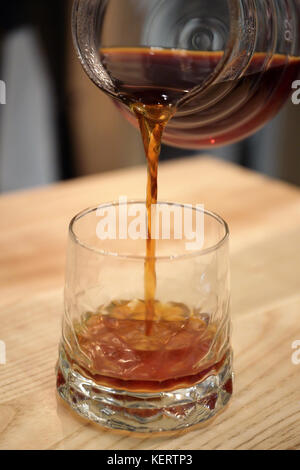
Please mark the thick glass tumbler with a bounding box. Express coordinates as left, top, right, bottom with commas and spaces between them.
56, 202, 232, 433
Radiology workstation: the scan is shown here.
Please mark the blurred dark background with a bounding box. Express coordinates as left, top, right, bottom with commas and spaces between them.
0, 0, 299, 193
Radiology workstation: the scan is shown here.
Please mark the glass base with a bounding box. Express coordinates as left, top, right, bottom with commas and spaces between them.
56, 347, 233, 433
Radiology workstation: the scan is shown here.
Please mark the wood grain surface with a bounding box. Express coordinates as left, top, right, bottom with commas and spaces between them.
0, 157, 300, 450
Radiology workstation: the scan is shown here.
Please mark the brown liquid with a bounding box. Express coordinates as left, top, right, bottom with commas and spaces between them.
100, 47, 300, 147
100, 47, 300, 335
67, 299, 229, 392
61, 48, 299, 393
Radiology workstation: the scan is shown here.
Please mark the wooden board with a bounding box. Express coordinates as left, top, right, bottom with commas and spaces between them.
0, 157, 300, 450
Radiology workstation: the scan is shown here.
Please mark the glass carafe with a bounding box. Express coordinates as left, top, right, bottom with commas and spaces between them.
72, 0, 300, 148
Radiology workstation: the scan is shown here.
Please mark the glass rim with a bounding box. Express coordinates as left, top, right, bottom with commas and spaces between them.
69, 201, 229, 261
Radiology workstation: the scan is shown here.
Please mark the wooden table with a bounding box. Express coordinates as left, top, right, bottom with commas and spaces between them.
0, 157, 300, 450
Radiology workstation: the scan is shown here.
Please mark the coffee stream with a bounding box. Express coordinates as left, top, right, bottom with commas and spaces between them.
131, 103, 175, 335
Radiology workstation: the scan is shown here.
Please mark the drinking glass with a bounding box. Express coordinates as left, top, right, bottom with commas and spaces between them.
56, 202, 232, 433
